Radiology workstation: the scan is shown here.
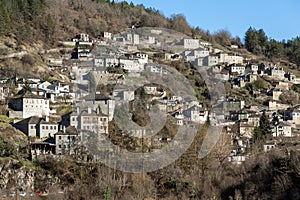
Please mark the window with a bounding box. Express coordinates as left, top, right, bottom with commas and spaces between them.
54, 126, 56, 130
46, 126, 48, 130
59, 145, 61, 148
50, 126, 53, 130
42, 126, 45, 130
59, 136, 61, 139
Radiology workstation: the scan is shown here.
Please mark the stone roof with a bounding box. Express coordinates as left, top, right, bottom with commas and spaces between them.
14, 116, 41, 125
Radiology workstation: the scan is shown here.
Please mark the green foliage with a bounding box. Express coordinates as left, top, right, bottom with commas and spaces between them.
0, 0, 47, 41
245, 27, 300, 66
103, 185, 111, 200
246, 78, 269, 94
245, 27, 268, 54
0, 115, 13, 124
255, 112, 272, 142
266, 39, 284, 58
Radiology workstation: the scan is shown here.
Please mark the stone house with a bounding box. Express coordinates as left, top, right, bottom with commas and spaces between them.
101, 32, 112, 40
144, 86, 157, 95
134, 52, 148, 64
263, 142, 276, 152
273, 122, 292, 137
13, 116, 58, 138
182, 38, 199, 49
183, 48, 209, 62
73, 33, 90, 42
269, 67, 285, 80
55, 127, 79, 155
150, 65, 163, 74
272, 88, 283, 101
183, 105, 208, 124
9, 91, 50, 119
275, 81, 290, 90
38, 119, 59, 138
223, 99, 245, 114
70, 107, 109, 135
126, 33, 139, 45
202, 55, 219, 66
119, 58, 144, 72
230, 65, 245, 75
284, 106, 300, 125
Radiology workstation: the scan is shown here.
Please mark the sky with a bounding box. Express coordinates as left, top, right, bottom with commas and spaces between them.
121, 0, 300, 41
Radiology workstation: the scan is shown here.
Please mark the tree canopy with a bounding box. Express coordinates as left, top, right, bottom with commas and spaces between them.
245, 26, 300, 66
254, 111, 272, 141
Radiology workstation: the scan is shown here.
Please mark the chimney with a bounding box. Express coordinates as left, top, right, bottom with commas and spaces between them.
88, 107, 92, 114
63, 126, 66, 133
45, 115, 49, 122
50, 94, 55, 103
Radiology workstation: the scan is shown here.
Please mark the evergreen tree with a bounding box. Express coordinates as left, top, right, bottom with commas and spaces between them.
255, 111, 272, 142
245, 27, 258, 53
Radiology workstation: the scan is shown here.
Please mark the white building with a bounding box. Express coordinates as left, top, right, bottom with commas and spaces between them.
150, 65, 163, 74
38, 119, 59, 138
148, 36, 155, 44
183, 105, 208, 124
55, 128, 79, 155
23, 94, 50, 118
119, 58, 144, 72
73, 33, 89, 42
9, 92, 50, 119
144, 86, 157, 95
270, 67, 285, 80
13, 116, 58, 138
126, 33, 139, 45
174, 111, 184, 126
94, 58, 105, 67
70, 107, 109, 135
102, 32, 112, 40
230, 65, 245, 75
202, 55, 219, 66
183, 38, 199, 49
273, 122, 292, 137
184, 48, 209, 62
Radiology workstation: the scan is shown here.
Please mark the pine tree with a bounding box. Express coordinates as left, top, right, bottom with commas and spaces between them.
255, 112, 272, 141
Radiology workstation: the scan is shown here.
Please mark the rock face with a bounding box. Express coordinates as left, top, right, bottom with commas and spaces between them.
0, 125, 59, 195
0, 159, 57, 195
0, 159, 34, 193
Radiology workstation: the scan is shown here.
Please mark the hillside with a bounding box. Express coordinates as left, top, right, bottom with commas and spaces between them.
1, 1, 300, 199
0, 0, 299, 79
